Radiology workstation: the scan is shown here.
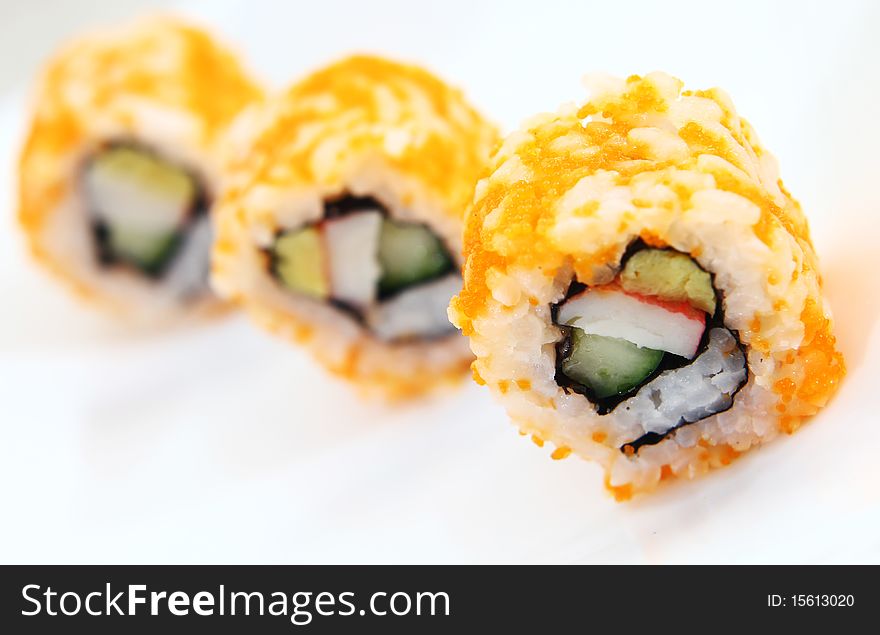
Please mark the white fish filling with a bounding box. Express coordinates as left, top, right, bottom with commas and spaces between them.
272, 202, 458, 342
367, 274, 460, 341
323, 211, 383, 307
617, 328, 747, 438
84, 149, 193, 235
558, 288, 704, 359
162, 215, 213, 299
83, 146, 213, 298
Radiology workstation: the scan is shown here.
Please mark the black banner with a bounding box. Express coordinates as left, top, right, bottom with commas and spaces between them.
0, 566, 872, 632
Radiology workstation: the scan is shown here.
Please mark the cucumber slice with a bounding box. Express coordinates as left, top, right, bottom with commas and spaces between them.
91, 147, 195, 201
561, 328, 664, 399
272, 227, 329, 299
106, 226, 180, 275
86, 146, 196, 232
620, 249, 716, 314
378, 219, 453, 294
86, 145, 201, 276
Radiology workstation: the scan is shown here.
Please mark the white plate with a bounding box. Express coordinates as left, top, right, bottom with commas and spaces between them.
1, 0, 878, 564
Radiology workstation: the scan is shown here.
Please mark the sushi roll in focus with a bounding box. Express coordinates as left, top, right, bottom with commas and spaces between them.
213, 55, 499, 398
449, 73, 845, 498
18, 17, 263, 321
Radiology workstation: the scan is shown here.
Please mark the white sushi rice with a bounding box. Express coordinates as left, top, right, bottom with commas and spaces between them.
40, 139, 220, 324
18, 17, 262, 323
33, 131, 223, 323
323, 210, 383, 308
212, 55, 498, 397
163, 215, 215, 300
367, 274, 461, 342
616, 328, 747, 441
212, 155, 472, 395
451, 72, 843, 496
465, 260, 780, 494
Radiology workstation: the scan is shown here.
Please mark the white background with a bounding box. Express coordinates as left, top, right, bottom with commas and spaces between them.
0, 0, 878, 563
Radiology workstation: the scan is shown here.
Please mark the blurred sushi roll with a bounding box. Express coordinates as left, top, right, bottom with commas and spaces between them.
449, 73, 845, 498
213, 55, 499, 398
18, 17, 263, 321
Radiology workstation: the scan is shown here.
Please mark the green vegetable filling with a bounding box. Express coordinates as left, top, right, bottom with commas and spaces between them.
378, 219, 453, 294
88, 146, 199, 275
93, 147, 196, 201
561, 328, 664, 399
272, 227, 329, 299
106, 227, 181, 275
620, 249, 716, 314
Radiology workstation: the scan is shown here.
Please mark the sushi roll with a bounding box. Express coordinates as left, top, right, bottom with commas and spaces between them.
213, 55, 499, 398
449, 73, 845, 498
18, 17, 263, 321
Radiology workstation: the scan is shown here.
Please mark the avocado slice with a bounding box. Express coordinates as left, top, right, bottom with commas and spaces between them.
378, 219, 453, 295
561, 328, 664, 399
272, 227, 329, 299
91, 146, 197, 203
619, 249, 716, 314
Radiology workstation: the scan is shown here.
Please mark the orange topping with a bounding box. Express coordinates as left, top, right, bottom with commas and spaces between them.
800, 301, 845, 404
774, 378, 797, 397
718, 446, 739, 466
448, 72, 845, 493
780, 416, 797, 434
551, 446, 572, 460
19, 17, 263, 265
639, 231, 668, 249
470, 363, 486, 386
207, 54, 497, 399
233, 55, 498, 226
604, 478, 634, 502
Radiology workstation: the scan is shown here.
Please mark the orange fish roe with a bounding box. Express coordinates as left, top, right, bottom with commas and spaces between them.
639, 231, 668, 249
225, 55, 498, 226
19, 17, 262, 236
452, 73, 822, 335
717, 445, 740, 467
471, 363, 486, 386
448, 71, 845, 499
17, 17, 263, 320
774, 378, 797, 400
550, 446, 572, 460
212, 55, 499, 399
786, 301, 845, 407
604, 477, 634, 502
